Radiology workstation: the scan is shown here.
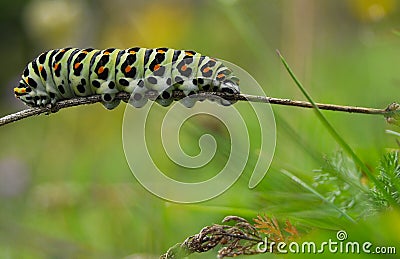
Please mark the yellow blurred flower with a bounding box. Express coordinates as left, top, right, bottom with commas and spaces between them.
23, 0, 88, 47
347, 0, 397, 22
100, 0, 194, 48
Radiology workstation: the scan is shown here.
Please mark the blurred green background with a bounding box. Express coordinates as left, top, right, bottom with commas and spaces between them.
1, 0, 400, 258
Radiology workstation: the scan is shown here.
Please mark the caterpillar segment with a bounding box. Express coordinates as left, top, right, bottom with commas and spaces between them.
14, 47, 240, 110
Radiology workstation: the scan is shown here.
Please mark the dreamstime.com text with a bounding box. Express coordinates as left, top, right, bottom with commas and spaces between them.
257, 230, 396, 254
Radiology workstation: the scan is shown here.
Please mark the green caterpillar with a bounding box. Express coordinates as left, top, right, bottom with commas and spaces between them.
14, 47, 240, 109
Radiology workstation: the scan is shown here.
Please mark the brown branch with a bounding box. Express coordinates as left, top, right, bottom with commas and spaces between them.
1, 95, 103, 125
1, 91, 398, 127
242, 95, 390, 115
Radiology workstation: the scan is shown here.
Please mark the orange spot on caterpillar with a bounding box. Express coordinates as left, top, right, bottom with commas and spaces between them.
203, 67, 210, 73
185, 51, 194, 56
82, 50, 88, 54
53, 63, 60, 70
181, 64, 188, 71
154, 64, 161, 71
217, 73, 225, 78
129, 50, 136, 54
125, 66, 131, 73
98, 66, 105, 74
74, 62, 81, 70
39, 65, 43, 72
14, 87, 26, 94
157, 49, 165, 54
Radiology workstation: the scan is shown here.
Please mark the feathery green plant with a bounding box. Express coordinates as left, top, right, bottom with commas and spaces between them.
369, 151, 400, 213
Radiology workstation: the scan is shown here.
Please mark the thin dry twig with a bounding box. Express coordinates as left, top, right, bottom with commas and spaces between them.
160, 215, 300, 259
1, 91, 398, 127
1, 95, 103, 125
160, 216, 263, 259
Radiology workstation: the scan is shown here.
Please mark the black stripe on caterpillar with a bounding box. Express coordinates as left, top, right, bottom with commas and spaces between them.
14, 47, 240, 109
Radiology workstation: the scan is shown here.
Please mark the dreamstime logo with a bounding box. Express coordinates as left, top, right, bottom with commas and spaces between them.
336, 230, 348, 241
257, 230, 397, 254
122, 60, 276, 203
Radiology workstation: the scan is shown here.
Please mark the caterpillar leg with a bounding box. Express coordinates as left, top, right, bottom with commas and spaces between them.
179, 96, 197, 108
218, 98, 233, 106
156, 91, 173, 107
93, 79, 120, 110
35, 90, 52, 107
154, 85, 174, 107
101, 92, 121, 110
178, 82, 200, 108
129, 85, 148, 108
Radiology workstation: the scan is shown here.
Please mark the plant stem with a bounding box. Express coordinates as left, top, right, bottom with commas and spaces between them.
0, 91, 396, 127
239, 94, 389, 114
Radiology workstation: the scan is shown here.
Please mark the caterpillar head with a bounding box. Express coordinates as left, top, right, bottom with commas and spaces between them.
220, 79, 240, 95
14, 80, 35, 107
217, 79, 240, 106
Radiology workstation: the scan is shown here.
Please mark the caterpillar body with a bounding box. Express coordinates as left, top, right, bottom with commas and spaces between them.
14, 47, 240, 109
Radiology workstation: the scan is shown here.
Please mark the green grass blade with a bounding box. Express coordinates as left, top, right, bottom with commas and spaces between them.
281, 169, 356, 223
277, 50, 398, 207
